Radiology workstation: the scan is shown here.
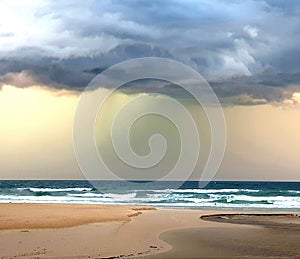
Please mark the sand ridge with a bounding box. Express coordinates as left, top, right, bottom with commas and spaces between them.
0, 203, 156, 230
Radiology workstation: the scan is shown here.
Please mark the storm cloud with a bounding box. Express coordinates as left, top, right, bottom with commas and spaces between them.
0, 0, 300, 104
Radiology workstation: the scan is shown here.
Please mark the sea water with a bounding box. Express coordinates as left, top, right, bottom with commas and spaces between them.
0, 180, 299, 210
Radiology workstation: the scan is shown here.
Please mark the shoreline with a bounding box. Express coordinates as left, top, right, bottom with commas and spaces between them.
0, 203, 299, 258
1, 201, 299, 212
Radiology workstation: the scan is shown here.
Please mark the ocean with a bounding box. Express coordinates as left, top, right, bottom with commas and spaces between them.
0, 180, 300, 210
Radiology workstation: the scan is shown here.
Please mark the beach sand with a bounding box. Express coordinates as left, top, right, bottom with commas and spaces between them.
0, 203, 299, 258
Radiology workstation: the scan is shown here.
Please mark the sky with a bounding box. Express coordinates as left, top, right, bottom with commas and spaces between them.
0, 0, 300, 180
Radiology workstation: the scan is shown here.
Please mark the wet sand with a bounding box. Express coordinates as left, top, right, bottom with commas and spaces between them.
145, 214, 300, 258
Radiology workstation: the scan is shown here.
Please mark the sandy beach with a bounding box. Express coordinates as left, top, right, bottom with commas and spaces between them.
0, 203, 299, 258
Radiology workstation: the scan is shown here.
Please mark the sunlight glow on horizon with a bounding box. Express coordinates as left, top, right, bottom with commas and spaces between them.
1, 85, 300, 180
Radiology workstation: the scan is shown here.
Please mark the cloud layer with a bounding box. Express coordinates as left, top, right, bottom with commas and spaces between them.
0, 0, 300, 104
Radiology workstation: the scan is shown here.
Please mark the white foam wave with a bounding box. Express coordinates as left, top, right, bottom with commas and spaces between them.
0, 194, 299, 209
1, 188, 299, 209
68, 193, 105, 197
288, 190, 300, 194
144, 188, 260, 194
68, 192, 136, 200
18, 187, 93, 192
211, 194, 300, 202
105, 193, 137, 199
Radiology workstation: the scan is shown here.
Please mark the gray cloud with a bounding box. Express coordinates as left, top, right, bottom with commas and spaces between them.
0, 0, 299, 105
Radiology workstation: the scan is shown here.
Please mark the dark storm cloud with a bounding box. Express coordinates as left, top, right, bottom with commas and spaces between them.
0, 0, 299, 104
0, 43, 172, 89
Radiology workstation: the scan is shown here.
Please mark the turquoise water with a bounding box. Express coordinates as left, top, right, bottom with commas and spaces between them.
0, 180, 300, 210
